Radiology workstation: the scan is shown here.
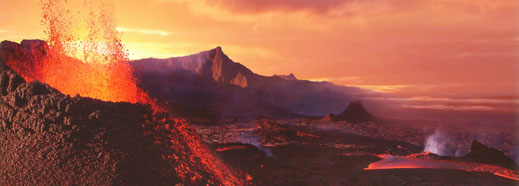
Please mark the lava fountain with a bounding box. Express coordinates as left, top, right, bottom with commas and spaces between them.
38, 0, 150, 104
2, 0, 243, 185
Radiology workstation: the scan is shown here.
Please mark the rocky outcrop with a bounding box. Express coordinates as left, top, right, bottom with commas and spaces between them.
273, 73, 297, 80
464, 140, 518, 170
328, 101, 374, 123
0, 40, 47, 80
0, 58, 182, 185
230, 72, 248, 88
0, 40, 47, 60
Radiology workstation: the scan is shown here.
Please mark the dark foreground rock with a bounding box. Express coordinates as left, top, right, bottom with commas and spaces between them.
464, 140, 519, 170
0, 58, 181, 185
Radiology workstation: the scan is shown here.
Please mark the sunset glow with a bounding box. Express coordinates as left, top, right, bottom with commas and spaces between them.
1, 0, 517, 97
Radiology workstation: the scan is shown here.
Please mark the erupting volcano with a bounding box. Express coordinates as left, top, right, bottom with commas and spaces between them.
4, 0, 149, 104
0, 0, 242, 185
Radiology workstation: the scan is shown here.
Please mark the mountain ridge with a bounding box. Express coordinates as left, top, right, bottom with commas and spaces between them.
0, 40, 376, 119
131, 46, 374, 118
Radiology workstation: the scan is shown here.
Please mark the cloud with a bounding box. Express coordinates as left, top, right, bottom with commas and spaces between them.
364, 96, 519, 104
353, 84, 412, 93
308, 76, 363, 83
164, 0, 355, 14
457, 51, 519, 58
400, 104, 496, 111
157, 0, 384, 29
364, 96, 518, 112
122, 40, 281, 65
116, 27, 171, 36
202, 0, 350, 14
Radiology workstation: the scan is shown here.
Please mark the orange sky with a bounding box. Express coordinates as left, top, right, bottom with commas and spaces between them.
1, 0, 518, 97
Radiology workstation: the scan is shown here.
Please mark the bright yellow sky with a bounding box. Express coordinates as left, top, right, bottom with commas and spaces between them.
1, 0, 518, 97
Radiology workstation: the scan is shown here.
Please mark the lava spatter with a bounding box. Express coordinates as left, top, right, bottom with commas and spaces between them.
39, 0, 149, 104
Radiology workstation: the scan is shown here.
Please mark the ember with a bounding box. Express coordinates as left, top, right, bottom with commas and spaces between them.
296, 131, 319, 138
215, 145, 248, 152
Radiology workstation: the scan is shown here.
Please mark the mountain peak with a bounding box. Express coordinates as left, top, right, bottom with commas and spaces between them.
207, 46, 224, 57
331, 100, 373, 123
205, 46, 236, 82
274, 73, 297, 80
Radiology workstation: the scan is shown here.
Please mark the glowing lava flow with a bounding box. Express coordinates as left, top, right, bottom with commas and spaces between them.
215, 145, 248, 152
365, 153, 519, 181
3, 0, 244, 185
151, 118, 243, 185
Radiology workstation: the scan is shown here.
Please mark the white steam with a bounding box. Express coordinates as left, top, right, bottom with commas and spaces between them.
238, 131, 273, 157
424, 129, 450, 156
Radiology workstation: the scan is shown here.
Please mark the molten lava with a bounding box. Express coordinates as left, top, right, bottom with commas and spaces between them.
2, 0, 244, 185
215, 145, 248, 152
296, 131, 319, 138
39, 0, 149, 104
152, 119, 243, 185
365, 153, 519, 181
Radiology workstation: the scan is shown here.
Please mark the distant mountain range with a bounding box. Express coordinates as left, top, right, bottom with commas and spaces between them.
130, 46, 374, 118
0, 40, 376, 119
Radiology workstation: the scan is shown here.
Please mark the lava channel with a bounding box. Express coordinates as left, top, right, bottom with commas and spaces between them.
365, 154, 519, 181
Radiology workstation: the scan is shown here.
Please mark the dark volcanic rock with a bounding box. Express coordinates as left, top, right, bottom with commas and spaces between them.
464, 140, 518, 169
330, 100, 374, 123
0, 39, 47, 66
0, 58, 181, 185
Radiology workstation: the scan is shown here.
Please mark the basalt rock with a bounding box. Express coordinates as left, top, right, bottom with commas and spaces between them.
0, 58, 181, 185
464, 140, 518, 170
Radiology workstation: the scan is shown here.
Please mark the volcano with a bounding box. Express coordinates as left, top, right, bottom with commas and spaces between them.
0, 43, 242, 185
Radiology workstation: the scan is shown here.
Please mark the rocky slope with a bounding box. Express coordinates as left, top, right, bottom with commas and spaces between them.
0, 58, 182, 185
